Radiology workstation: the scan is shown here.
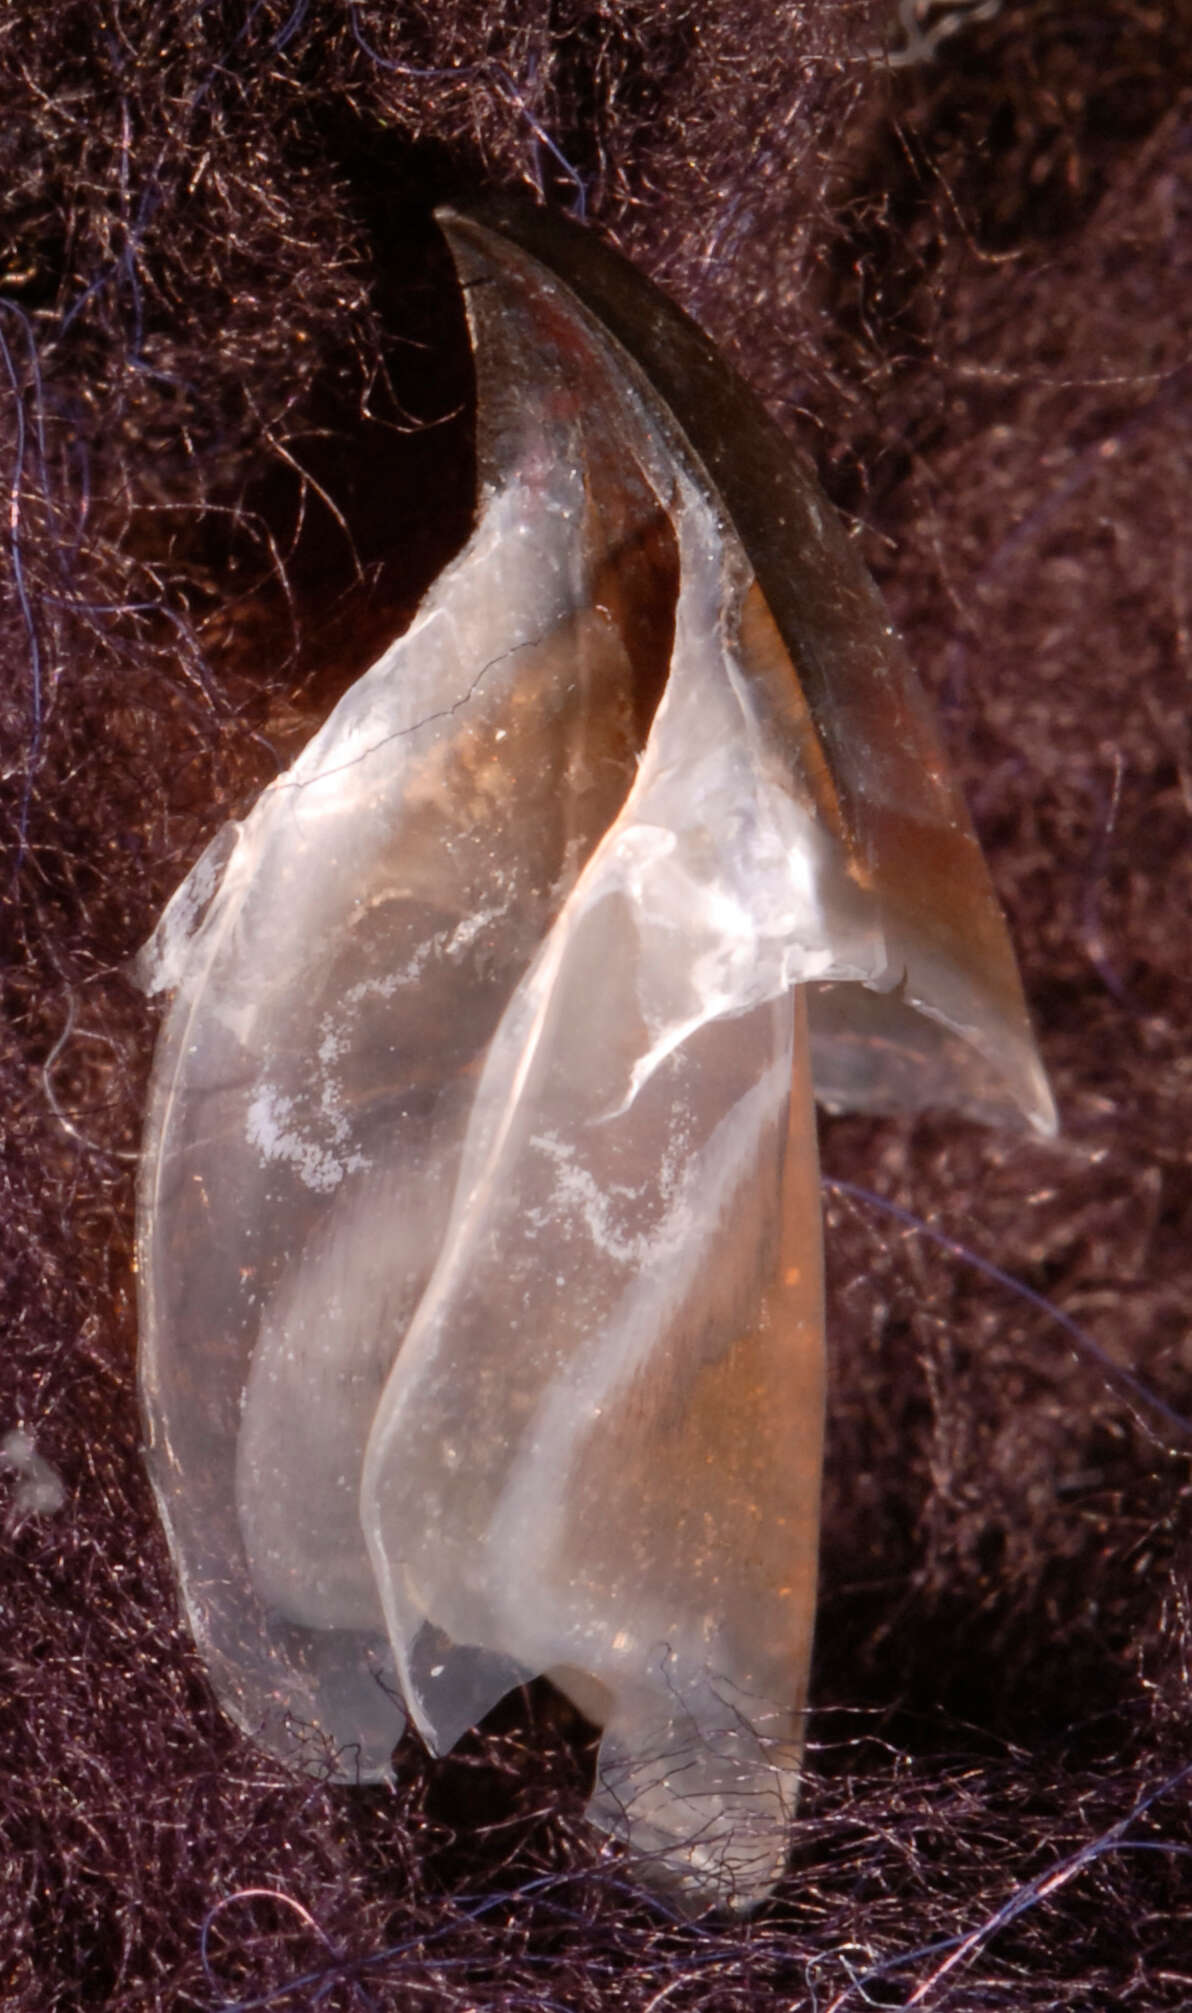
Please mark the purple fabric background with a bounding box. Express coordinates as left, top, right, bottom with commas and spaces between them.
3, 3, 1190, 2005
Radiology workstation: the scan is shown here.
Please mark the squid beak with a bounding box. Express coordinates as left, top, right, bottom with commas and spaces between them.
137, 197, 1053, 1917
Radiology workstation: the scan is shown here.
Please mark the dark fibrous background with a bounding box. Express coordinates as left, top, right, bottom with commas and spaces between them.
3, 1, 1191, 2007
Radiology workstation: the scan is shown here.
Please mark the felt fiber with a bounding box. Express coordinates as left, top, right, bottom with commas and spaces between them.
3, 1, 1191, 2006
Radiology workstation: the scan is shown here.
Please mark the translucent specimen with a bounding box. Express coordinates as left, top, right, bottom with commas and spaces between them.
137, 201, 1054, 1913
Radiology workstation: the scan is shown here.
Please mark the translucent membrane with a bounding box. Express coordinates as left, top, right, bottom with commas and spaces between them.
137, 204, 1053, 1912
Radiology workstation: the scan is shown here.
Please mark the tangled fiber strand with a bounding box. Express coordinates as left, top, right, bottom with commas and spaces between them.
2, 1, 1191, 2008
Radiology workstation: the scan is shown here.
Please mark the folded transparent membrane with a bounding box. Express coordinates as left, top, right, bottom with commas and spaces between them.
137, 206, 1054, 1912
